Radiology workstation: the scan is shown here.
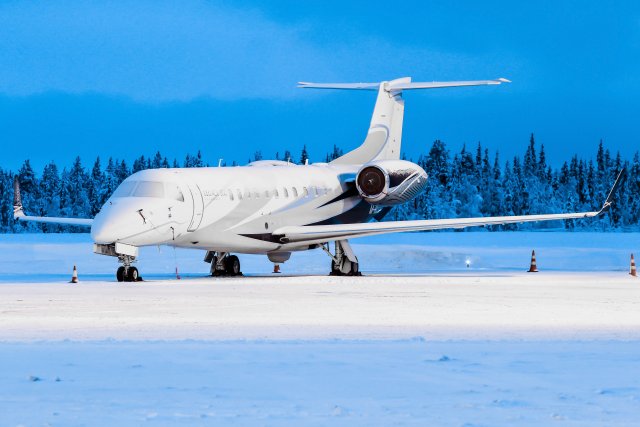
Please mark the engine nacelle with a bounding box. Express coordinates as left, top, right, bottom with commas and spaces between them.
355, 160, 428, 206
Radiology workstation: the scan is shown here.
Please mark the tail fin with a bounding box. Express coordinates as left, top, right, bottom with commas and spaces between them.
13, 177, 24, 219
299, 77, 510, 165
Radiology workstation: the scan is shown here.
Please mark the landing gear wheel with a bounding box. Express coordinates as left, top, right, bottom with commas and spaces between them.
348, 262, 360, 276
330, 260, 360, 276
127, 266, 139, 282
323, 241, 362, 277
209, 256, 218, 276
330, 260, 342, 276
116, 266, 125, 282
226, 255, 241, 276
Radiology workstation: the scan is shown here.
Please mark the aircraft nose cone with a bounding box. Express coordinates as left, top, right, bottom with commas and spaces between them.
91, 220, 118, 244
91, 201, 133, 244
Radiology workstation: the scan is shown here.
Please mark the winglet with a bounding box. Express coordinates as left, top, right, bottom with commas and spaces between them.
600, 169, 626, 213
13, 177, 24, 220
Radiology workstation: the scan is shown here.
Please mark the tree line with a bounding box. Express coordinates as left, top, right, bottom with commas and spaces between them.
0, 136, 636, 233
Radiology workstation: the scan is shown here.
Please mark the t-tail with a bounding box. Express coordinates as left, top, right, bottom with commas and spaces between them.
298, 77, 510, 165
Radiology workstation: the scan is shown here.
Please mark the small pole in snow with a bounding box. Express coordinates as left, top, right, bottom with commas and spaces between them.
218, 158, 223, 167
630, 253, 637, 277
173, 247, 181, 280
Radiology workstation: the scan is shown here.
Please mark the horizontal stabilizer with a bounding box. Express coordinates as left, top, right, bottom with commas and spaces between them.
298, 78, 510, 91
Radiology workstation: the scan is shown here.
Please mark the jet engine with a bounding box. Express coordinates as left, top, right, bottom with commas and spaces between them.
355, 160, 428, 206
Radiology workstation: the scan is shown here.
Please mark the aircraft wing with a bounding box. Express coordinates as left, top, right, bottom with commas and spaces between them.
275, 170, 624, 245
13, 178, 93, 227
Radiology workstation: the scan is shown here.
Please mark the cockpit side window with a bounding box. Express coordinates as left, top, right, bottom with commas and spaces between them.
111, 181, 137, 198
133, 181, 165, 198
165, 182, 185, 202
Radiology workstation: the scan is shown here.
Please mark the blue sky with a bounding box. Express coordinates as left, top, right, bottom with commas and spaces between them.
0, 0, 639, 170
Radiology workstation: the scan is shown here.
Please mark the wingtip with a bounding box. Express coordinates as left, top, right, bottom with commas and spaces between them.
600, 168, 626, 213
497, 77, 511, 83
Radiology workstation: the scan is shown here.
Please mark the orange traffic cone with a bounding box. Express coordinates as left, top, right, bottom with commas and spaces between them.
630, 254, 637, 277
70, 265, 78, 283
527, 250, 538, 273
273, 264, 281, 274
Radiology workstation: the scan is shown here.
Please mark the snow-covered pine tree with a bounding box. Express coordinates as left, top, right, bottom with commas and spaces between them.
40, 162, 62, 232
300, 145, 309, 165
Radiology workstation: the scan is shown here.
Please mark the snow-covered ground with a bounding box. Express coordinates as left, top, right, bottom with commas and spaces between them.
1, 272, 640, 341
1, 232, 639, 426
0, 231, 638, 282
2, 340, 639, 427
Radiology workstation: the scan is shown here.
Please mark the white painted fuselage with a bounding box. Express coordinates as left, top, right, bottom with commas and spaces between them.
90, 162, 371, 254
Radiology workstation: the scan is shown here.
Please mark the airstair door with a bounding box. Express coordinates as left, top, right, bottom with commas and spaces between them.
187, 182, 204, 231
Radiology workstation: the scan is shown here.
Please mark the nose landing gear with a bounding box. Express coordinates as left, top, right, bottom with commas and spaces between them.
116, 255, 142, 282
94, 243, 142, 282
204, 251, 242, 277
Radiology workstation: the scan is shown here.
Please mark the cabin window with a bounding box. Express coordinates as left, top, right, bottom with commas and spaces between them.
229, 191, 234, 201
292, 187, 299, 197
314, 187, 319, 197
237, 189, 242, 200
274, 189, 279, 199
283, 188, 289, 198
265, 190, 271, 198
133, 181, 165, 198
303, 187, 309, 197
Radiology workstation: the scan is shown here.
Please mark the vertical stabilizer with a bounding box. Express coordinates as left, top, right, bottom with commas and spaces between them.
330, 77, 408, 165
298, 77, 510, 166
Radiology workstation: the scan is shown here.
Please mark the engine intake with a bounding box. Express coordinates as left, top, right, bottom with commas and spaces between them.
355, 160, 428, 206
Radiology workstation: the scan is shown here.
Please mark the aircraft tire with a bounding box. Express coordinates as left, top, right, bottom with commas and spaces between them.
116, 266, 125, 282
209, 256, 218, 276
348, 262, 360, 276
330, 260, 343, 276
226, 255, 240, 276
128, 266, 139, 282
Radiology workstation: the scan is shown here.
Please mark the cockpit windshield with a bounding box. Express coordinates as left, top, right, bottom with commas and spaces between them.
111, 181, 137, 198
111, 180, 185, 202
133, 181, 164, 198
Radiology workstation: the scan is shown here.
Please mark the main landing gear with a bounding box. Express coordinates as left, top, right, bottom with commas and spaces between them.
322, 240, 361, 276
116, 254, 142, 282
204, 251, 242, 277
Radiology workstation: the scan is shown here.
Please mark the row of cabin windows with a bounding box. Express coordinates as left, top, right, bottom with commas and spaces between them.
218, 186, 335, 201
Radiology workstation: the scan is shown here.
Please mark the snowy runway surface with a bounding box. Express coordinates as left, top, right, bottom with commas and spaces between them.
1, 232, 640, 425
1, 232, 640, 341
1, 272, 640, 341
2, 340, 639, 426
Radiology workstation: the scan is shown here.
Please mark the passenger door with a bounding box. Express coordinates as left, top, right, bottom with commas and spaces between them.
186, 181, 204, 231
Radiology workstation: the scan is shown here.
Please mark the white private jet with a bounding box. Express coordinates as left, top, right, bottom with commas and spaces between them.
13, 77, 623, 281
